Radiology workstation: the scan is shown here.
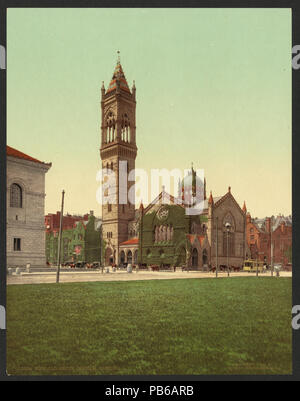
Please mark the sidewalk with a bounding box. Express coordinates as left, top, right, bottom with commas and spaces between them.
6, 270, 292, 285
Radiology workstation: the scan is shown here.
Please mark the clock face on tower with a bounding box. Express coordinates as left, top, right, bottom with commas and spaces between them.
157, 206, 169, 220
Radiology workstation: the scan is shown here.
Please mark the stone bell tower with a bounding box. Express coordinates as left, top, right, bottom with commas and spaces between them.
100, 53, 137, 265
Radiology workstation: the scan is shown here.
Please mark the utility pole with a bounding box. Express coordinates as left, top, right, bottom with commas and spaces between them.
270, 216, 274, 277
216, 217, 218, 278
100, 223, 103, 269
225, 222, 231, 277
186, 235, 190, 273
227, 230, 229, 277
56, 190, 65, 284
139, 203, 144, 267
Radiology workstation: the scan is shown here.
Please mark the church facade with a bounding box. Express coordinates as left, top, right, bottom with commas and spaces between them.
100, 59, 247, 270
135, 186, 247, 270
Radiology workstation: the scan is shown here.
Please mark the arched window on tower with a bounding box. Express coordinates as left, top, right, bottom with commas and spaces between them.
121, 113, 130, 143
10, 183, 23, 208
106, 111, 116, 143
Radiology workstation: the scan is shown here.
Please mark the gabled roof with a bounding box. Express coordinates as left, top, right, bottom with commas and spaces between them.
186, 234, 206, 246
7, 145, 51, 167
75, 220, 87, 230
213, 190, 245, 216
250, 221, 265, 234
203, 196, 223, 210
144, 189, 223, 216
272, 215, 292, 231
120, 238, 139, 246
106, 61, 131, 94
143, 189, 184, 215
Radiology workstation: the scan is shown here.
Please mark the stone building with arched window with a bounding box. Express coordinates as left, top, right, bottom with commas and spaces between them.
7, 146, 51, 267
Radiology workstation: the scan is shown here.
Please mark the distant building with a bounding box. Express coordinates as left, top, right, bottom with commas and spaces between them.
245, 210, 292, 268
7, 146, 51, 267
45, 210, 91, 232
45, 212, 102, 264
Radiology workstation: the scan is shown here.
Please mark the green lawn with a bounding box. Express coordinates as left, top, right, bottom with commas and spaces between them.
7, 277, 292, 375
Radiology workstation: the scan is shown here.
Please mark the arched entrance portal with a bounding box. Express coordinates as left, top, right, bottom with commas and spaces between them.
192, 248, 198, 268
105, 247, 113, 266
127, 250, 133, 264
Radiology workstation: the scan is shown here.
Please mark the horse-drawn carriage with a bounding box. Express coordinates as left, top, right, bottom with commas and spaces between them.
209, 265, 241, 273
149, 264, 172, 272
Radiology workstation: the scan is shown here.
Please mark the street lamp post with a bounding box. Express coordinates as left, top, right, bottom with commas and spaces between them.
56, 190, 65, 284
270, 216, 274, 277
139, 204, 144, 267
225, 222, 231, 277
100, 224, 103, 269
186, 236, 190, 273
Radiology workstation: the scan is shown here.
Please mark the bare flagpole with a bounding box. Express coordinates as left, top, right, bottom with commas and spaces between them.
216, 217, 218, 278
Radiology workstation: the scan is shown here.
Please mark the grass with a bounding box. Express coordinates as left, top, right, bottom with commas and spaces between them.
7, 277, 292, 375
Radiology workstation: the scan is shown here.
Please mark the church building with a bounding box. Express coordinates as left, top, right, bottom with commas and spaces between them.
100, 57, 247, 270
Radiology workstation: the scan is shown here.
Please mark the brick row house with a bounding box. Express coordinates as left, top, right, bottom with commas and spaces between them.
245, 206, 292, 269
45, 211, 102, 264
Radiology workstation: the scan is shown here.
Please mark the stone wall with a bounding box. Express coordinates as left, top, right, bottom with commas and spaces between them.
7, 156, 50, 267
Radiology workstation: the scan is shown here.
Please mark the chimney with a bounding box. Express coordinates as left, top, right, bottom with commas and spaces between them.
246, 212, 251, 224
265, 217, 271, 233
90, 210, 94, 216
281, 221, 285, 234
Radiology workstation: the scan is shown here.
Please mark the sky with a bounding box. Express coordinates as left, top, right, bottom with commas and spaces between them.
7, 8, 292, 218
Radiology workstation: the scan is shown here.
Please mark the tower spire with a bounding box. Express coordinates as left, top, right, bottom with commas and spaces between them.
100, 54, 137, 266
106, 53, 131, 95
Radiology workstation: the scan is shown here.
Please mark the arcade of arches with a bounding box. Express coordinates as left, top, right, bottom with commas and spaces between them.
119, 248, 138, 265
